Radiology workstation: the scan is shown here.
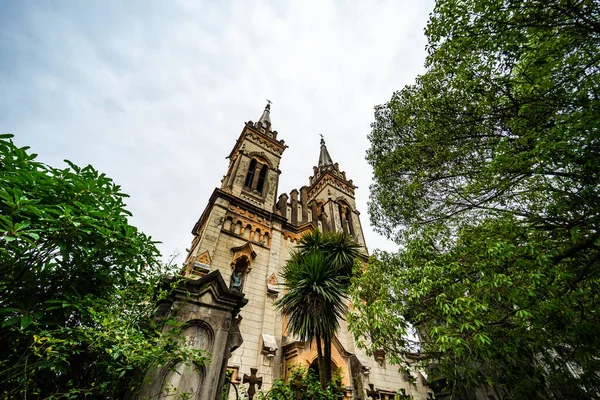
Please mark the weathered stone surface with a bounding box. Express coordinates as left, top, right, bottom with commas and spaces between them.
138, 271, 247, 400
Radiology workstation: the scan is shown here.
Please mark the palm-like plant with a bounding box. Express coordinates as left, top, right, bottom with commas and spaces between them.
275, 230, 361, 388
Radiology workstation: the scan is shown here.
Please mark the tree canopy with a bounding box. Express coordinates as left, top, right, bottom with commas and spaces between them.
349, 0, 600, 398
0, 135, 206, 398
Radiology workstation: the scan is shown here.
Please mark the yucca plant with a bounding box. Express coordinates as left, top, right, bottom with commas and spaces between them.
275, 230, 360, 388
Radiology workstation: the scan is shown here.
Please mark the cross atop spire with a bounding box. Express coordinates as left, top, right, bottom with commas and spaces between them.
258, 101, 272, 128
318, 135, 334, 167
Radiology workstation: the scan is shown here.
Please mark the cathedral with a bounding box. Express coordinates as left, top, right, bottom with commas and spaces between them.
181, 103, 432, 399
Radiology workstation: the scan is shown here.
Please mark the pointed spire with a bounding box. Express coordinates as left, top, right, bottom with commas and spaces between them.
318, 134, 334, 167
258, 100, 272, 128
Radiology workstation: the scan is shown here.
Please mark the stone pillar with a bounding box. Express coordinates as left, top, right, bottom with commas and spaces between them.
251, 163, 262, 191
300, 186, 309, 223
138, 270, 248, 400
310, 200, 318, 225
278, 193, 288, 219
290, 189, 299, 225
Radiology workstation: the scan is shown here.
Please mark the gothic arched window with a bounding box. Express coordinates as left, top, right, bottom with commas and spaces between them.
338, 202, 354, 235
245, 159, 257, 188
244, 158, 269, 195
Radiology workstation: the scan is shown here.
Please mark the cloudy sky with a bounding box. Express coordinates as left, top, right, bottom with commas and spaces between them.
1, 0, 434, 262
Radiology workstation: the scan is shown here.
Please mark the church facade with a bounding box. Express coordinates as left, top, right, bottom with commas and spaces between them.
182, 103, 432, 399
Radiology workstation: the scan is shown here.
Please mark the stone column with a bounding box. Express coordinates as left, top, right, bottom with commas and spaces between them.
138, 270, 248, 400
251, 163, 263, 191
299, 186, 309, 223
278, 193, 288, 219
290, 189, 299, 225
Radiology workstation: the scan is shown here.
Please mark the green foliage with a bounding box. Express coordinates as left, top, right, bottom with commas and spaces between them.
275, 230, 360, 388
350, 0, 600, 398
0, 135, 208, 398
255, 365, 342, 400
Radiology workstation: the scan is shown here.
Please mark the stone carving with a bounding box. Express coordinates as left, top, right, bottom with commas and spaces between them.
247, 133, 285, 155
196, 251, 211, 266
290, 374, 307, 400
261, 333, 278, 357
266, 273, 280, 296
367, 383, 380, 400
230, 270, 243, 292
245, 151, 274, 168
190, 251, 211, 276
231, 242, 256, 267
161, 362, 202, 399
374, 349, 386, 366
228, 205, 271, 227
137, 271, 247, 400
242, 368, 263, 400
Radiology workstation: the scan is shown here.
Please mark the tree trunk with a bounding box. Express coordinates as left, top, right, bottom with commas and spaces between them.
324, 339, 333, 384
316, 333, 327, 389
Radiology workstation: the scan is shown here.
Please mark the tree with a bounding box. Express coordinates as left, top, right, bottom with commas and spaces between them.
0, 135, 207, 398
276, 230, 360, 388
349, 0, 600, 398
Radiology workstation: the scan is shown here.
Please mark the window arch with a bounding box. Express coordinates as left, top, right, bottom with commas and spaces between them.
244, 157, 269, 195
338, 201, 354, 235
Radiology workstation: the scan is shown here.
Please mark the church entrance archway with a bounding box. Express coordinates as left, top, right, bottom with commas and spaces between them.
308, 357, 339, 380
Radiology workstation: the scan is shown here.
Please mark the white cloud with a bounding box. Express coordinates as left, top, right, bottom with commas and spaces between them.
1, 0, 434, 261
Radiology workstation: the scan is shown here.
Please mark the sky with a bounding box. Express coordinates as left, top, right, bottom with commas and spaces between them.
1, 0, 434, 263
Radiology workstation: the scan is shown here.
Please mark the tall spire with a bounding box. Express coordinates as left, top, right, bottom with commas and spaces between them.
258, 100, 272, 128
318, 134, 334, 167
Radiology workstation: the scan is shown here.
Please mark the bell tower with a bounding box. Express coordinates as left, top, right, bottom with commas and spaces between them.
221, 102, 286, 212
306, 136, 367, 250
183, 102, 287, 279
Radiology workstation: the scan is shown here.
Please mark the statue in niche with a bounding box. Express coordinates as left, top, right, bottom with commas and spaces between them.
229, 254, 251, 292
231, 270, 243, 292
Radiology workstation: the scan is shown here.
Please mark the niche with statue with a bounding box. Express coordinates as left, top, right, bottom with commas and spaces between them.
229, 242, 256, 292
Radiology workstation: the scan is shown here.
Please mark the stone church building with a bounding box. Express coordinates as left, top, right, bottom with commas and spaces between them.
181, 103, 432, 399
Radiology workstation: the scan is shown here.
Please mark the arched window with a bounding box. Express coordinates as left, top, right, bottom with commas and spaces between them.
256, 165, 267, 193
245, 159, 257, 188
244, 157, 270, 195
338, 202, 354, 235
234, 221, 242, 235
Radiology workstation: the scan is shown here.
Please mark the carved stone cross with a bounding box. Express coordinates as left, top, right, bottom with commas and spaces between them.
366, 383, 380, 400
243, 368, 263, 400
290, 374, 307, 400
